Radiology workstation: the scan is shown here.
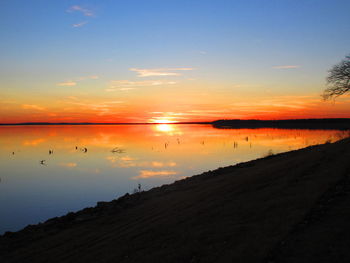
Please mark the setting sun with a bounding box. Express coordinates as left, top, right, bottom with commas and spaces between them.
148, 117, 178, 124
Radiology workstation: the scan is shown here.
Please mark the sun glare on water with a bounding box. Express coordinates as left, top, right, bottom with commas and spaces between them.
155, 124, 174, 133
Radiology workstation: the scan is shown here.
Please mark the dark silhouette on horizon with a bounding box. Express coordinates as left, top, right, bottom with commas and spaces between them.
1, 119, 350, 130
213, 119, 350, 130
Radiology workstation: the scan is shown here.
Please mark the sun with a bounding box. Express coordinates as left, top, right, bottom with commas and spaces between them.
156, 119, 174, 124
148, 117, 178, 124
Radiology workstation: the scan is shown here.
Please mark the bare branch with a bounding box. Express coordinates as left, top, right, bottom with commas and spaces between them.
323, 55, 350, 100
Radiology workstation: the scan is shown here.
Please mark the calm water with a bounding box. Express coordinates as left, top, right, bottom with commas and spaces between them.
0, 124, 347, 234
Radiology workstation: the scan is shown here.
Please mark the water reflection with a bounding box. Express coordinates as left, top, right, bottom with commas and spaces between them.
155, 124, 174, 133
0, 124, 348, 233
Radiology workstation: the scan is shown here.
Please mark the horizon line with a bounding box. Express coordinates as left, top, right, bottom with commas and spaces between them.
1, 118, 350, 126
0, 121, 213, 126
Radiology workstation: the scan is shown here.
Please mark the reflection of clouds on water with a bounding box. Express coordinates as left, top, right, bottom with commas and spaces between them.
106, 156, 137, 165
106, 156, 177, 169
132, 170, 178, 180
106, 156, 119, 163
58, 163, 101, 174
60, 162, 77, 168
23, 138, 46, 146
120, 156, 136, 161
1, 125, 349, 234
151, 161, 176, 167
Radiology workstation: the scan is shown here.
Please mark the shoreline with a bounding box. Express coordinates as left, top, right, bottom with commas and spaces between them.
2, 138, 350, 262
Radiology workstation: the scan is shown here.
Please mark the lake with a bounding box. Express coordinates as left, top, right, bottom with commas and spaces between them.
0, 124, 347, 234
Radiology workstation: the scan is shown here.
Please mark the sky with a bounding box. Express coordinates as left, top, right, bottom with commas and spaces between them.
1, 0, 350, 123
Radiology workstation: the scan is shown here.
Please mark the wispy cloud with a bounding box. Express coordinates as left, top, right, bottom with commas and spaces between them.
105, 87, 137, 92
272, 65, 300, 69
105, 67, 192, 92
57, 76, 98, 87
61, 97, 124, 116
72, 21, 88, 28
118, 87, 137, 91
111, 80, 176, 87
57, 81, 77, 87
130, 68, 195, 77
66, 101, 124, 108
67, 5, 94, 17
78, 75, 99, 80
228, 95, 319, 116
106, 80, 176, 92
22, 104, 45, 111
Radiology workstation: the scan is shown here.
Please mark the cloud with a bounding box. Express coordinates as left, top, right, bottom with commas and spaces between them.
72, 21, 88, 28
104, 87, 135, 92
67, 5, 94, 17
132, 170, 178, 179
227, 95, 319, 116
22, 104, 45, 111
66, 101, 124, 108
272, 65, 300, 69
130, 68, 194, 77
57, 81, 77, 87
116, 87, 137, 91
57, 76, 98, 86
61, 98, 124, 116
106, 80, 176, 91
78, 75, 99, 80
111, 80, 176, 87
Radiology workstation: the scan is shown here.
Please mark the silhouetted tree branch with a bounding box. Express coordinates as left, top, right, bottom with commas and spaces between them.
323, 54, 350, 100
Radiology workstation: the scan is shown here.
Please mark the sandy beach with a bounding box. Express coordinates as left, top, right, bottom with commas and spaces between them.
1, 138, 350, 262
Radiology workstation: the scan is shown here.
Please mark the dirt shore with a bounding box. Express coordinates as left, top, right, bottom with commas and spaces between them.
1, 138, 350, 262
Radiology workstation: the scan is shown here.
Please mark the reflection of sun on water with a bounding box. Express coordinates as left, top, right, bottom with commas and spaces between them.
155, 124, 173, 133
